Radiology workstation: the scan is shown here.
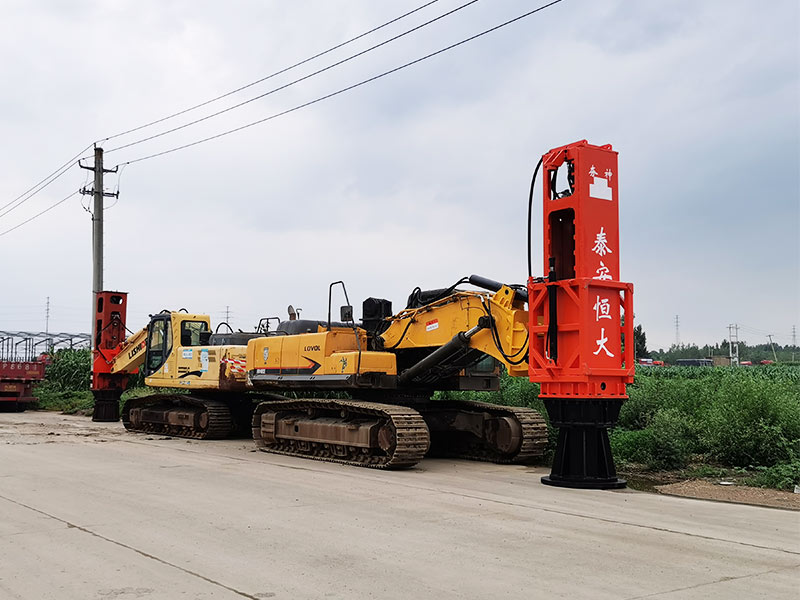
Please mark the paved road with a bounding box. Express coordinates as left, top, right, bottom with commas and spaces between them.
0, 412, 797, 599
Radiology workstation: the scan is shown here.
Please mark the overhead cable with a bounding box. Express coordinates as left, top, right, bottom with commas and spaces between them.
0, 191, 80, 238
117, 0, 564, 167
0, 143, 92, 218
105, 0, 480, 155
98, 1, 442, 143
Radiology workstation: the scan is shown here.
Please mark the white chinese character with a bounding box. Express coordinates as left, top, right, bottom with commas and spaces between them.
593, 296, 612, 321
592, 227, 613, 257
593, 261, 612, 280
605, 168, 613, 180
593, 327, 615, 357
589, 165, 597, 177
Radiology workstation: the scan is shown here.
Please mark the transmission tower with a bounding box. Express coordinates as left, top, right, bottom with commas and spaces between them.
728, 324, 739, 366
674, 315, 680, 346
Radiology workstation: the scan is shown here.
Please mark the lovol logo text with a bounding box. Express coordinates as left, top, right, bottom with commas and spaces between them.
304, 345, 321, 352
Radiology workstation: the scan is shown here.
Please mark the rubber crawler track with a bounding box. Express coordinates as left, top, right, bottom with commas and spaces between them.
122, 394, 233, 440
252, 398, 430, 469
421, 400, 548, 464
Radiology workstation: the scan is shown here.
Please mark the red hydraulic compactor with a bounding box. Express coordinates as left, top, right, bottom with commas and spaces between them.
528, 140, 635, 489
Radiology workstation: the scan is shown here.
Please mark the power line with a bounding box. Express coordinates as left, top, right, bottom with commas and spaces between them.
116, 0, 565, 167
2, 3, 442, 226
98, 1, 442, 143
105, 0, 480, 155
0, 143, 91, 215
0, 146, 90, 220
0, 190, 80, 238
738, 324, 792, 340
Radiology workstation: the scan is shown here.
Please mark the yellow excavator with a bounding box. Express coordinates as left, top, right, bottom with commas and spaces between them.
91, 302, 258, 438
245, 277, 545, 468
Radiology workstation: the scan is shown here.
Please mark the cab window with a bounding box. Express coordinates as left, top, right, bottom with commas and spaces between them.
145, 317, 172, 375
181, 320, 209, 346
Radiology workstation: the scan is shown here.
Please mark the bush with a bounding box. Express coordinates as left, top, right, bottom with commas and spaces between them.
747, 460, 800, 491
610, 428, 654, 465
697, 374, 800, 466
611, 408, 692, 470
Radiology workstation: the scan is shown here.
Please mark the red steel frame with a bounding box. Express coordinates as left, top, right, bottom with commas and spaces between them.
528, 140, 635, 398
91, 291, 129, 394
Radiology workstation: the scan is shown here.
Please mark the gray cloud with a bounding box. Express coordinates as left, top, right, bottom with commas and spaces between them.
0, 0, 797, 351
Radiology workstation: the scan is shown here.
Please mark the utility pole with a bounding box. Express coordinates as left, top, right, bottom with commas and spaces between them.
225, 305, 231, 324
45, 296, 50, 336
728, 324, 739, 366
674, 315, 680, 346
792, 325, 797, 362
79, 147, 118, 342
767, 334, 778, 363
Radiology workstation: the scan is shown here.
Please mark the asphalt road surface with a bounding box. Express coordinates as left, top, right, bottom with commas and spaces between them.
0, 412, 797, 599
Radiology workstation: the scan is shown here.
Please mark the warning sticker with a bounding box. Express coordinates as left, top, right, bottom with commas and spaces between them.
426, 319, 439, 332
182, 349, 193, 360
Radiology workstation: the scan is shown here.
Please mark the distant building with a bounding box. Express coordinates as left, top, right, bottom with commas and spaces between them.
675, 358, 713, 367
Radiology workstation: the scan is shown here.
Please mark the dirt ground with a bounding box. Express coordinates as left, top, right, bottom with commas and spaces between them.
655, 479, 800, 510
619, 469, 800, 511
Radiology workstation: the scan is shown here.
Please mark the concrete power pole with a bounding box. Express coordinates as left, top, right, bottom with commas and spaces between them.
674, 315, 680, 346
767, 334, 778, 363
79, 148, 118, 343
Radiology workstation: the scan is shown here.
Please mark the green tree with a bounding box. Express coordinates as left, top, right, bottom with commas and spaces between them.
634, 324, 650, 359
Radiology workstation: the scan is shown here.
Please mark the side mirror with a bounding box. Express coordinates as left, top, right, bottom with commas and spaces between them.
340, 305, 354, 322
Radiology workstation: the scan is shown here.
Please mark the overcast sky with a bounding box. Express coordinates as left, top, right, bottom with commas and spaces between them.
0, 0, 797, 352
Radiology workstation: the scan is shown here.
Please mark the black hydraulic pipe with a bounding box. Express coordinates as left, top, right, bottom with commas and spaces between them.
546, 258, 558, 362
468, 274, 528, 303
397, 322, 485, 385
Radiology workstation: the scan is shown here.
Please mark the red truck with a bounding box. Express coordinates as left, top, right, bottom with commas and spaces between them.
0, 360, 45, 411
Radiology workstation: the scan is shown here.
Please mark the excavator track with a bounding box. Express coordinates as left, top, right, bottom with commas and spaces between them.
419, 400, 548, 464
122, 394, 233, 440
252, 398, 430, 469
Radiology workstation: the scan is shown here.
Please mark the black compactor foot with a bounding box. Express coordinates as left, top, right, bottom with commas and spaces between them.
540, 398, 626, 490
92, 391, 121, 422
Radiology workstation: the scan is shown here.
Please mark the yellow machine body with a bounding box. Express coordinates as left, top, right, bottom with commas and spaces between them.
247, 325, 397, 379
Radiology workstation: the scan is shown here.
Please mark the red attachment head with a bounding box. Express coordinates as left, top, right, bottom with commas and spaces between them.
91, 291, 128, 391
528, 141, 634, 398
